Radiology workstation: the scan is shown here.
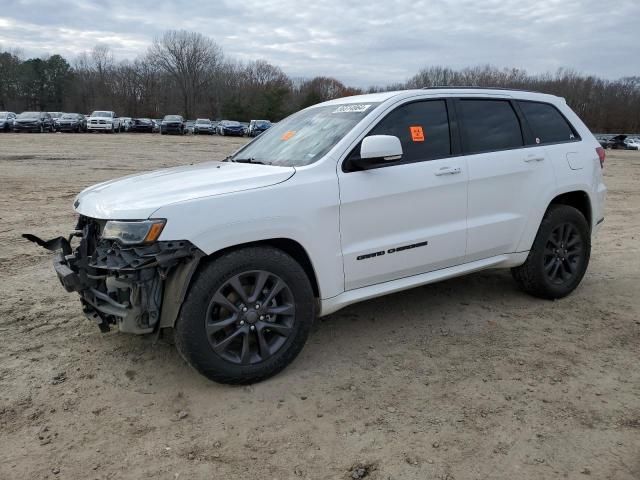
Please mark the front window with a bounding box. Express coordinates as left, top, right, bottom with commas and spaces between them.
164, 115, 182, 121
0, 113, 7, 119
223, 120, 240, 126
91, 111, 113, 118
61, 114, 76, 119
196, 119, 210, 124
232, 103, 379, 167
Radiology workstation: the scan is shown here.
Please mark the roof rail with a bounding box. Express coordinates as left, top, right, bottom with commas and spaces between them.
421, 86, 544, 94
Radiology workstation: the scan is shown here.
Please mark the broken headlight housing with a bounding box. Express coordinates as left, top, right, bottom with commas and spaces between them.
101, 219, 166, 245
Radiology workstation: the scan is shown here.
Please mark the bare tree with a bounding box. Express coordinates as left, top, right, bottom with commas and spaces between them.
147, 30, 223, 118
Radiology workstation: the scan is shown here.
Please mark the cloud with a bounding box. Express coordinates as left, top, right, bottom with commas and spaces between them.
0, 0, 638, 86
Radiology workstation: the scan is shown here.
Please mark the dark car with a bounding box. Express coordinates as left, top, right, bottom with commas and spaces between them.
599, 134, 627, 149
13, 112, 54, 133
129, 118, 154, 133
160, 115, 185, 135
55, 113, 86, 133
0, 111, 17, 132
248, 119, 272, 137
217, 120, 245, 136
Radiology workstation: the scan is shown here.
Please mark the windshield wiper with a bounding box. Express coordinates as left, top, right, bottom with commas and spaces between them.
233, 157, 270, 165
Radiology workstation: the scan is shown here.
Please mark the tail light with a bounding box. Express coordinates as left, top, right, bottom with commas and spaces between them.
596, 147, 605, 169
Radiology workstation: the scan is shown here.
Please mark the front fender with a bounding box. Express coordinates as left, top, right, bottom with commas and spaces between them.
153, 169, 343, 299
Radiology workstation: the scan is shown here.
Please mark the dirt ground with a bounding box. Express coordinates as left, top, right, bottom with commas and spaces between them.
0, 133, 638, 480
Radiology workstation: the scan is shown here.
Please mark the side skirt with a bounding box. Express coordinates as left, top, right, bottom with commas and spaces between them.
319, 252, 529, 317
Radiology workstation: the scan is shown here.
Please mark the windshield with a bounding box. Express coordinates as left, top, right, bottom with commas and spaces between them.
196, 119, 210, 124
61, 114, 76, 119
232, 103, 379, 167
256, 121, 271, 127
137, 118, 151, 123
164, 115, 181, 121
0, 113, 7, 119
91, 111, 112, 118
18, 112, 40, 119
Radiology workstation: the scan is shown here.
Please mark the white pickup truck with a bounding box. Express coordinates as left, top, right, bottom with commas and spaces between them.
86, 110, 121, 133
27, 88, 606, 384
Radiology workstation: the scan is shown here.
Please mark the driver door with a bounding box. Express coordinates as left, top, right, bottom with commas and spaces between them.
338, 99, 468, 290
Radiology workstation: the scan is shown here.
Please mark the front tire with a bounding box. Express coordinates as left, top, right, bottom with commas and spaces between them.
175, 246, 315, 384
512, 204, 591, 299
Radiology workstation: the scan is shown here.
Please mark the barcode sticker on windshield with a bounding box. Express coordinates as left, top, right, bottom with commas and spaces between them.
332, 104, 372, 114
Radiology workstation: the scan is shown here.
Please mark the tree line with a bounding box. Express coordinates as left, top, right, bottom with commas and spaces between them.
1, 30, 638, 132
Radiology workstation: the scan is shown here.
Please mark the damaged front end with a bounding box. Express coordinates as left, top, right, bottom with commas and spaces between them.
24, 216, 203, 334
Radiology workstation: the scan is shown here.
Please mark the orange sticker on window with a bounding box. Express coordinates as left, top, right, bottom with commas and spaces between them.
281, 130, 296, 141
410, 126, 424, 142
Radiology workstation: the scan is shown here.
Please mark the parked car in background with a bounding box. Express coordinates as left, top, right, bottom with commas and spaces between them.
248, 119, 272, 137
623, 137, 640, 150
194, 118, 215, 134
599, 134, 627, 149
0, 111, 17, 132
119, 117, 132, 132
13, 111, 54, 132
87, 111, 121, 133
48, 112, 64, 123
129, 118, 154, 133
161, 115, 185, 135
152, 119, 162, 133
185, 120, 196, 134
55, 113, 86, 133
217, 120, 245, 136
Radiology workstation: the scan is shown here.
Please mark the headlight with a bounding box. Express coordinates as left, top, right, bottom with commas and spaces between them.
101, 219, 166, 245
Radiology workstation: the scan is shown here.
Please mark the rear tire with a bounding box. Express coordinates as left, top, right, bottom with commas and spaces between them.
175, 246, 315, 384
511, 204, 590, 299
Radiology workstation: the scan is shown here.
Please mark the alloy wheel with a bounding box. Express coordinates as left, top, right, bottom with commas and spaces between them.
543, 223, 583, 285
205, 270, 296, 365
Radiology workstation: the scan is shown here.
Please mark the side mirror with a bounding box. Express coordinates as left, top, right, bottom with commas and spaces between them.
360, 135, 403, 162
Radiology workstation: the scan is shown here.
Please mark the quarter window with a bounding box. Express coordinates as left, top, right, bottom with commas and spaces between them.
518, 101, 579, 144
458, 100, 523, 154
367, 100, 451, 163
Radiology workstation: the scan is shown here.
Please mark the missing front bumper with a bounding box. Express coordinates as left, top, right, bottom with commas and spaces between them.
24, 224, 202, 335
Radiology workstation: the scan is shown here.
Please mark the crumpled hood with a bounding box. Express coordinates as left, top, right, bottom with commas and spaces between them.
74, 161, 296, 220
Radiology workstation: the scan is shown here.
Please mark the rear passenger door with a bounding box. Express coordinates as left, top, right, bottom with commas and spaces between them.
456, 98, 556, 262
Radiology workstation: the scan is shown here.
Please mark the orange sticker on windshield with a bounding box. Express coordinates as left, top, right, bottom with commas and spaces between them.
281, 130, 296, 141
410, 126, 424, 142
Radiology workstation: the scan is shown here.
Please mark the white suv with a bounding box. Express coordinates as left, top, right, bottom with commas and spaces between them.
86, 110, 121, 133
27, 88, 606, 384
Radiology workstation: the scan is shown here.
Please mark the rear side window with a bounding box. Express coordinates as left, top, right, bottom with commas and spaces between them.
518, 101, 579, 144
458, 99, 523, 154
368, 100, 451, 162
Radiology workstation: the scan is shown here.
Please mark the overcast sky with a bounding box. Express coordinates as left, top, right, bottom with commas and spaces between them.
1, 0, 638, 87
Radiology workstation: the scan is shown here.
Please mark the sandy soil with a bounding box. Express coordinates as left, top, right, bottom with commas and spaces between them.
0, 133, 638, 480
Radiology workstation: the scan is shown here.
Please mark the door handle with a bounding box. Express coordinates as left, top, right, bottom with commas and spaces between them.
434, 166, 462, 176
525, 154, 545, 162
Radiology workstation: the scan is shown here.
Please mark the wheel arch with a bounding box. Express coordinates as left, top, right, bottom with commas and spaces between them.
203, 238, 320, 298
159, 237, 321, 329
515, 188, 594, 254
548, 190, 592, 231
